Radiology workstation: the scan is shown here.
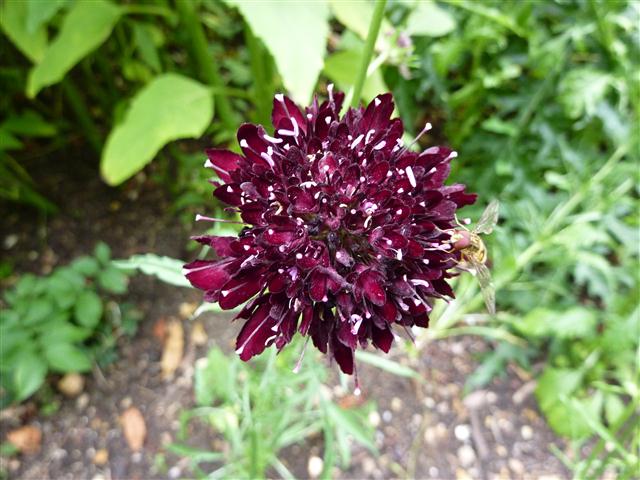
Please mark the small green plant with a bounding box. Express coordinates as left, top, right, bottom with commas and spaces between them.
0, 242, 138, 405
170, 344, 377, 479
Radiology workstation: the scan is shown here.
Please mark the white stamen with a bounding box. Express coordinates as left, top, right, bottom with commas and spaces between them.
227, 186, 234, 193
275, 93, 285, 102
406, 166, 417, 188
411, 279, 430, 289
296, 253, 303, 259
350, 209, 357, 214
325, 116, 331, 124
373, 140, 386, 150
263, 133, 283, 143
374, 97, 381, 106
240, 139, 249, 148
351, 134, 364, 149
365, 129, 376, 144
204, 159, 214, 168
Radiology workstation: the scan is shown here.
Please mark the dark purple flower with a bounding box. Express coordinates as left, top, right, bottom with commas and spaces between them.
184, 88, 476, 379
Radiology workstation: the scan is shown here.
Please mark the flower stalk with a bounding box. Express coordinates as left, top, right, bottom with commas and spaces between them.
351, 0, 388, 107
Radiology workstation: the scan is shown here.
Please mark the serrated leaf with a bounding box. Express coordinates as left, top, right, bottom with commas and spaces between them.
558, 69, 612, 119
226, 0, 330, 103
74, 291, 103, 328
44, 343, 92, 373
26, 0, 122, 97
0, 0, 47, 62
113, 254, 191, 287
100, 74, 213, 185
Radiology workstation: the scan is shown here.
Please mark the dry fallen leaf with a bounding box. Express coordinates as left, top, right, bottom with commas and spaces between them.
161, 320, 184, 379
190, 321, 208, 346
120, 407, 146, 452
57, 373, 85, 397
7, 425, 42, 454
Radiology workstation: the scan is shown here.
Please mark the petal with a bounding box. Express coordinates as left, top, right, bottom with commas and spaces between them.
309, 271, 328, 302
213, 183, 242, 206
331, 330, 354, 374
183, 259, 232, 291
235, 302, 277, 361
219, 277, 263, 310
372, 324, 394, 353
299, 303, 314, 335
205, 149, 242, 182
237, 124, 271, 168
192, 236, 235, 258
272, 95, 307, 135
357, 270, 387, 307
287, 187, 316, 213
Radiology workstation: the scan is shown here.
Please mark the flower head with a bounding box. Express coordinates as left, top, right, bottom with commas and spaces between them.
184, 89, 476, 377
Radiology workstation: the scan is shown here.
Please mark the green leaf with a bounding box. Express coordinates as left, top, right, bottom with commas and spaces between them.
0, 0, 47, 62
2, 111, 57, 137
406, 1, 456, 37
329, 0, 373, 39
74, 291, 103, 328
97, 266, 128, 294
13, 351, 47, 401
45, 322, 92, 344
113, 254, 190, 288
558, 69, 612, 119
323, 49, 387, 101
100, 74, 213, 185
94, 242, 112, 265
324, 402, 376, 453
23, 298, 54, 325
43, 343, 91, 373
70, 256, 100, 277
355, 350, 419, 379
26, 0, 122, 98
226, 0, 330, 103
133, 22, 161, 72
26, 0, 67, 34
536, 367, 583, 410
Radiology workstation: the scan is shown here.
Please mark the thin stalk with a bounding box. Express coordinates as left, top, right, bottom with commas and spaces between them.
350, 0, 387, 107
62, 78, 102, 153
175, 0, 236, 131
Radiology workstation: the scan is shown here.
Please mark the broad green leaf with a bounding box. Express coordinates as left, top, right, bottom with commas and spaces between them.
45, 322, 92, 343
536, 367, 583, 411
26, 0, 67, 34
226, 0, 330, 103
97, 266, 128, 294
0, 0, 47, 62
113, 254, 191, 288
26, 0, 122, 98
74, 291, 103, 328
70, 256, 100, 277
133, 22, 161, 72
355, 350, 419, 379
23, 298, 54, 325
44, 343, 92, 372
406, 1, 456, 37
100, 74, 213, 185
94, 242, 112, 265
323, 49, 387, 101
13, 351, 47, 401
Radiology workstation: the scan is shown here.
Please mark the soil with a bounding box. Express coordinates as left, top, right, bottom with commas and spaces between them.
0, 150, 570, 479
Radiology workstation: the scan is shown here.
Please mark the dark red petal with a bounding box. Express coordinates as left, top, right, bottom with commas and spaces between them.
331, 331, 354, 374
191, 236, 235, 258
372, 324, 394, 352
213, 183, 242, 206
183, 259, 232, 291
219, 277, 263, 310
357, 270, 387, 307
205, 149, 243, 182
287, 187, 316, 213
235, 302, 277, 361
309, 271, 328, 302
272, 95, 307, 135
299, 304, 314, 335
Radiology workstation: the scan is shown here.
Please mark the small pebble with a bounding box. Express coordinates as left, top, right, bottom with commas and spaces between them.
521, 425, 533, 440
307, 455, 324, 478
168, 466, 181, 478
76, 393, 89, 410
368, 411, 381, 427
382, 410, 392, 422
423, 397, 436, 408
93, 449, 109, 466
495, 445, 507, 457
454, 424, 471, 442
509, 458, 525, 475
457, 445, 476, 467
390, 397, 402, 412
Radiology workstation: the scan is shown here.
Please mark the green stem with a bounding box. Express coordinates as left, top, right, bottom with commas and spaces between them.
351, 0, 387, 107
62, 78, 102, 154
175, 0, 236, 131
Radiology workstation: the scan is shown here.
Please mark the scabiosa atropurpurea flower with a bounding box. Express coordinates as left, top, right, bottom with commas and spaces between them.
184, 87, 476, 380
